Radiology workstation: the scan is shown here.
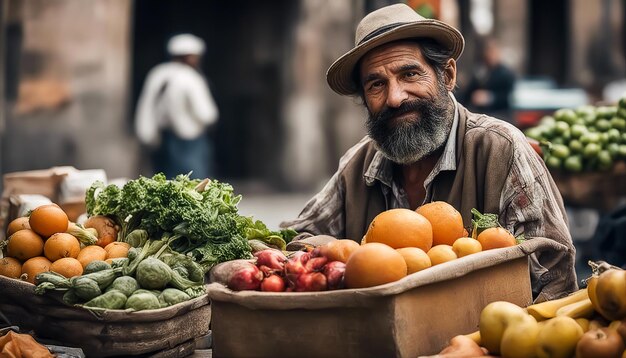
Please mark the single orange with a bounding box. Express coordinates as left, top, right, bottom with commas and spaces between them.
77, 245, 107, 268
50, 257, 84, 278
6, 229, 44, 261
476, 227, 516, 250
6, 217, 31, 236
416, 201, 465, 246
427, 245, 458, 266
0, 257, 22, 279
21, 256, 52, 284
104, 241, 130, 259
29, 204, 69, 238
396, 247, 431, 274
44, 233, 81, 261
365, 208, 433, 252
452, 237, 483, 257
344, 243, 407, 288
319, 239, 360, 263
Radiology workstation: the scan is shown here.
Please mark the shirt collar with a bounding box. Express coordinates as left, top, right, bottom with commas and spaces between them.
364, 92, 460, 187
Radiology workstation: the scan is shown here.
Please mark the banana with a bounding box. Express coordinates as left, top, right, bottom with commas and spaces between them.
526, 288, 588, 321
556, 298, 594, 319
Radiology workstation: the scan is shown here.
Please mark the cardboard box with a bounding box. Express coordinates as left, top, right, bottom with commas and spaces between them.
1, 167, 106, 239
207, 238, 567, 358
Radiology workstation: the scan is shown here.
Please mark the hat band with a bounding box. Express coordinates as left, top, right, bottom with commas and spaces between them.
358, 22, 409, 45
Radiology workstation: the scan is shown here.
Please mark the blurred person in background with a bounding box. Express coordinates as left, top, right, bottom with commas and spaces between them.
282, 4, 576, 301
135, 33, 219, 179
458, 37, 516, 122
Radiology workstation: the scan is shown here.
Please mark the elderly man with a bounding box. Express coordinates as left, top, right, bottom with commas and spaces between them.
282, 3, 577, 301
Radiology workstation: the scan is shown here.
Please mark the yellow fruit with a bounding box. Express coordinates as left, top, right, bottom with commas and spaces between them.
500, 314, 540, 358
479, 301, 530, 355
344, 243, 407, 288
452, 237, 482, 257
526, 288, 589, 321
364, 209, 433, 252
396, 247, 431, 274
535, 316, 583, 358
416, 201, 465, 246
427, 245, 457, 266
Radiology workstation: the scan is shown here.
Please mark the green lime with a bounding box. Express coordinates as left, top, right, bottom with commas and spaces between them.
540, 116, 556, 126
554, 121, 570, 135
554, 108, 578, 125
583, 142, 601, 158
545, 155, 562, 170
608, 128, 621, 143
552, 137, 565, 145
618, 97, 626, 110
569, 139, 584, 154
596, 106, 617, 119
618, 107, 626, 119
597, 150, 613, 171
583, 115, 597, 126
563, 155, 583, 172
570, 124, 588, 139
607, 142, 620, 157
551, 143, 570, 159
525, 127, 543, 141
599, 132, 610, 146
622, 132, 626, 144
619, 144, 626, 159
580, 132, 601, 145
596, 118, 612, 132
610, 117, 626, 131
575, 105, 596, 120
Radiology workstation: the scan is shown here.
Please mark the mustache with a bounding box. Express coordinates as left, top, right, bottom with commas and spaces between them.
372, 98, 433, 123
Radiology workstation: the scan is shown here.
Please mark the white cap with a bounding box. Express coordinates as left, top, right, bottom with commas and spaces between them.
167, 34, 205, 56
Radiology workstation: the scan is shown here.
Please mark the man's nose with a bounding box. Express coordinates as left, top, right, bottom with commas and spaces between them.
386, 81, 409, 108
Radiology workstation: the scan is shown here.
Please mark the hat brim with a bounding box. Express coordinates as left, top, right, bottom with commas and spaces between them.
326, 20, 465, 96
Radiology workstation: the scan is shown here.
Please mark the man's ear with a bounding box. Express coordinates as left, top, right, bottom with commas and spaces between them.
444, 58, 457, 91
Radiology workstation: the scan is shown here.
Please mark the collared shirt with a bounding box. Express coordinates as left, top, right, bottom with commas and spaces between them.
281, 97, 577, 301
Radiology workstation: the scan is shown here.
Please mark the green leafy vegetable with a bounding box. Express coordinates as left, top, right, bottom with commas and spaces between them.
470, 208, 500, 238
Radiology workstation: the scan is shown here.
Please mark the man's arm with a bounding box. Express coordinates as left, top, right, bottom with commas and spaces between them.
279, 171, 346, 238
500, 136, 578, 301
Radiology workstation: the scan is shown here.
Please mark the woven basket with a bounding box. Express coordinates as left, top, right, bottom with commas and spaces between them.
0, 276, 210, 357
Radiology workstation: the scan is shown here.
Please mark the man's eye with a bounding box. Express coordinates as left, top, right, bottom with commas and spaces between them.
404, 71, 418, 78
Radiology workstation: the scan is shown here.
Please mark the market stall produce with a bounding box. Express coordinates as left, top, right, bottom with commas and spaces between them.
431, 261, 626, 358
0, 173, 296, 356
524, 97, 626, 211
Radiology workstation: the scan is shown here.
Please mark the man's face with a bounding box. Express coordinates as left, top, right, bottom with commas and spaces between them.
359, 41, 455, 164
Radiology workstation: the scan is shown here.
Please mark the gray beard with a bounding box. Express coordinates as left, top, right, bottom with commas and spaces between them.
366, 89, 455, 164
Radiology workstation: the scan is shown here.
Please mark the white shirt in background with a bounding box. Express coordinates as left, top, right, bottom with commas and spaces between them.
135, 62, 218, 146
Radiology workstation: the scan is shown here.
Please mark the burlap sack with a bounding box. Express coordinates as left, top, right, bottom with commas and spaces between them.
0, 277, 210, 357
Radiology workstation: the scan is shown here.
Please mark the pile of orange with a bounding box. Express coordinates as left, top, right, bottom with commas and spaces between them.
0, 204, 129, 284
343, 201, 518, 289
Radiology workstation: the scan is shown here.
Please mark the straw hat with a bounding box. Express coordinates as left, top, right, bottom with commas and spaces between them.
326, 3, 464, 95
167, 34, 206, 56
